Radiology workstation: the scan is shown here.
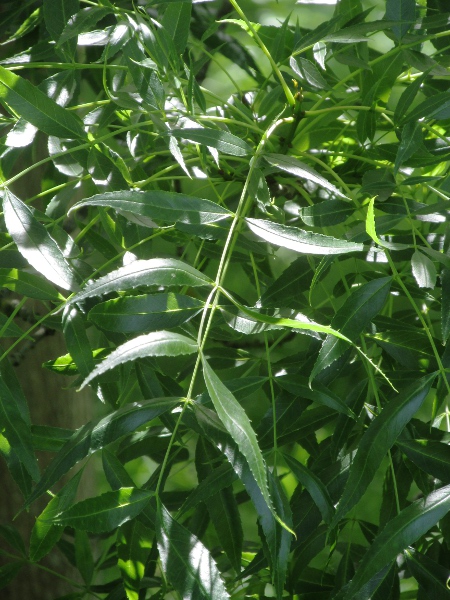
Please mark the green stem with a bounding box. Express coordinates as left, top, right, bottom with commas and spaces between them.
228, 0, 295, 107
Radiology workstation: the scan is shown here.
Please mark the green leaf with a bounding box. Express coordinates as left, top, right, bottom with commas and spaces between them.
276, 375, 355, 418
290, 57, 329, 90
117, 520, 153, 600
202, 358, 281, 528
0, 65, 85, 139
88, 293, 203, 333
343, 482, 450, 598
0, 268, 62, 300
411, 250, 437, 289
3, 190, 78, 292
259, 257, 312, 309
69, 258, 212, 305
87, 147, 128, 192
397, 439, 450, 483
0, 371, 39, 481
57, 7, 112, 47
246, 218, 363, 255
0, 562, 24, 590
79, 331, 197, 389
401, 92, 450, 124
157, 503, 230, 599
386, 0, 415, 39
69, 190, 232, 225
195, 438, 243, 573
170, 128, 252, 156
43, 0, 79, 42
310, 277, 392, 382
75, 530, 94, 586
63, 306, 95, 379
25, 398, 179, 507
330, 373, 436, 527
29, 470, 82, 562
161, 1, 191, 54
394, 71, 430, 124
48, 488, 152, 532
264, 153, 349, 199
284, 454, 334, 524
299, 200, 353, 228
404, 548, 450, 598
178, 462, 237, 517
394, 122, 423, 174
442, 268, 450, 344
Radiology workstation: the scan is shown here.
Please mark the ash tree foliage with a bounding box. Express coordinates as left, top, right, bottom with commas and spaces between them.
2, 0, 450, 598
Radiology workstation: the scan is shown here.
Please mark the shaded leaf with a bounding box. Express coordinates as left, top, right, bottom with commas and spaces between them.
49, 488, 152, 532
397, 439, 450, 483
88, 293, 203, 333
310, 277, 392, 382
170, 128, 251, 156
25, 398, 179, 507
386, 0, 415, 39
0, 371, 39, 481
343, 482, 450, 598
330, 373, 436, 527
405, 547, 450, 598
283, 454, 334, 524
299, 200, 353, 228
196, 438, 243, 573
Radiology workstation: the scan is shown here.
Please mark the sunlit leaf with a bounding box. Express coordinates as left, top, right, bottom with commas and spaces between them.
157, 503, 230, 599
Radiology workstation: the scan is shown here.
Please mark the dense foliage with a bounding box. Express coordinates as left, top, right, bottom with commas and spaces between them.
1, 0, 450, 597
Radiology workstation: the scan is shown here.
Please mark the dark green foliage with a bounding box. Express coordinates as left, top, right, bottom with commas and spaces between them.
1, 0, 450, 598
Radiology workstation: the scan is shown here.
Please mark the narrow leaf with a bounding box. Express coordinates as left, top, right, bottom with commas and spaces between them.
284, 454, 334, 524
386, 0, 415, 39
0, 268, 62, 300
343, 482, 450, 598
397, 439, 450, 483
88, 293, 203, 333
25, 398, 179, 507
0, 65, 85, 139
3, 190, 78, 291
0, 373, 39, 481
310, 277, 392, 382
69, 258, 212, 305
246, 218, 363, 255
80, 331, 197, 389
411, 250, 437, 289
157, 503, 230, 599
331, 373, 436, 527
405, 548, 450, 598
49, 488, 152, 532
29, 470, 82, 562
170, 128, 251, 156
202, 360, 271, 511
264, 153, 349, 199
69, 190, 232, 224
290, 57, 329, 90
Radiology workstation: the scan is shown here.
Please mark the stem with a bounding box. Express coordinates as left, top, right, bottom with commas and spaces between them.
228, 0, 295, 107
